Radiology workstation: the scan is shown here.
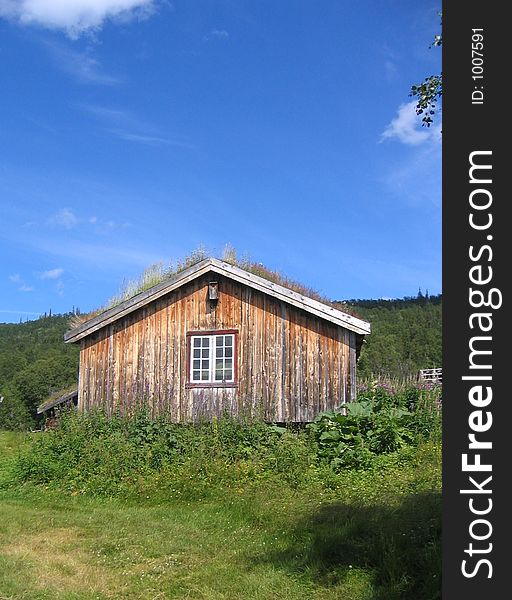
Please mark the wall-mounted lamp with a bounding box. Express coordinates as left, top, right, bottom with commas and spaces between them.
208, 281, 219, 302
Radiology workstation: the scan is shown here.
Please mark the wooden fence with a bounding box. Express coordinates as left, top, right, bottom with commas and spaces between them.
419, 368, 442, 384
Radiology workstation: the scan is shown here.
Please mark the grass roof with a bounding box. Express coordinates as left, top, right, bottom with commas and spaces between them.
37, 384, 78, 414
70, 245, 360, 328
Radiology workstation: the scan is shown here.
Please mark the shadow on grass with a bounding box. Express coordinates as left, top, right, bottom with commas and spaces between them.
253, 491, 441, 600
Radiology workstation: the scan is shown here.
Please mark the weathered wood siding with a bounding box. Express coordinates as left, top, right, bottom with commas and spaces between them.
79, 273, 358, 422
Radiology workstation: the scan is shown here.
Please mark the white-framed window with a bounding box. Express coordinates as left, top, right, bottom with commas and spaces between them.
188, 331, 236, 384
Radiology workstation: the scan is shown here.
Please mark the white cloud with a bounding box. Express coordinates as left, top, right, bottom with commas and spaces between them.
109, 130, 193, 147
0, 0, 157, 38
204, 29, 229, 42
49, 208, 79, 229
381, 140, 441, 208
80, 105, 131, 122
384, 59, 398, 82
43, 40, 121, 85
80, 104, 194, 147
40, 268, 64, 279
109, 130, 173, 146
88, 216, 131, 233
381, 101, 441, 146
8, 273, 35, 292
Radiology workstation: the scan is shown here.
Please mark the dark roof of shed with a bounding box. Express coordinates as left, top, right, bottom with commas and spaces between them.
64, 258, 371, 344
37, 387, 78, 414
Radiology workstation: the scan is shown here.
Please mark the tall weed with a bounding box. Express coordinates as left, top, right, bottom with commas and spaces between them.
12, 384, 441, 496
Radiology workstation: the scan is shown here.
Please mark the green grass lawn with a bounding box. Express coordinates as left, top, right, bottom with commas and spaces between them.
0, 431, 441, 600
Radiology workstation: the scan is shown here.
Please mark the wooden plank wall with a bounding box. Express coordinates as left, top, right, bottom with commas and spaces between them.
78, 273, 357, 422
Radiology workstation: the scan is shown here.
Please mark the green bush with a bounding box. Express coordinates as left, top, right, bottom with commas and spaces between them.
12, 385, 441, 497
0, 393, 33, 431
307, 383, 441, 470
12, 408, 317, 496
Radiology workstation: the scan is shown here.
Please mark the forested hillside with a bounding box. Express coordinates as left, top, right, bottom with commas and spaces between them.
0, 295, 441, 429
342, 293, 442, 380
0, 315, 79, 429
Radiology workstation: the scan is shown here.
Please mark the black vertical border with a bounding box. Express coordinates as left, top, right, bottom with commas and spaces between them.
443, 3, 510, 597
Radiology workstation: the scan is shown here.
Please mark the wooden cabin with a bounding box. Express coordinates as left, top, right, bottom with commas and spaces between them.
64, 258, 371, 422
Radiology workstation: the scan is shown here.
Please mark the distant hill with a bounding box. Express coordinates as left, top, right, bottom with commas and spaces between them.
340, 293, 442, 380
0, 294, 441, 428
0, 314, 79, 429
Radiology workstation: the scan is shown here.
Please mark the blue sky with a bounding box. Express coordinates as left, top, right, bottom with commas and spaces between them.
0, 0, 442, 323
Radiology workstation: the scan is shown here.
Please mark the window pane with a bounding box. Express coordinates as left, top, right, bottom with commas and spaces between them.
190, 333, 236, 384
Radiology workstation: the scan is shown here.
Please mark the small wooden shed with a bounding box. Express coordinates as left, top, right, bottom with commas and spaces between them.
65, 258, 371, 422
